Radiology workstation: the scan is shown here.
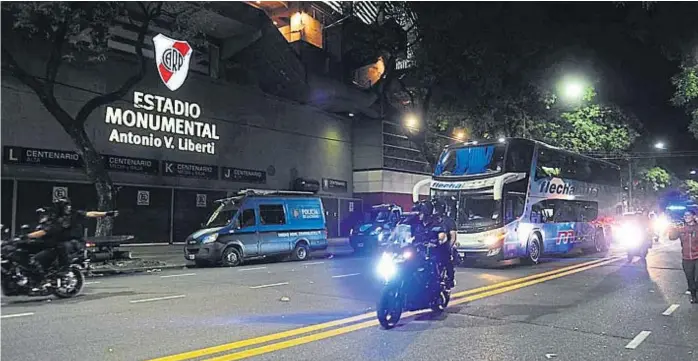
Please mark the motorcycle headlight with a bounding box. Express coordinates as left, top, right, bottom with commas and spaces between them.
201, 233, 219, 244
370, 227, 383, 236
654, 216, 670, 233
376, 252, 397, 281
617, 225, 642, 247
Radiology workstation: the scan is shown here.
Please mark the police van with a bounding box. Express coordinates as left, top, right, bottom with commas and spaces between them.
184, 189, 328, 267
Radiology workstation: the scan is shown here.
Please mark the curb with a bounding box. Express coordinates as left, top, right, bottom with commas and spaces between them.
87, 263, 189, 276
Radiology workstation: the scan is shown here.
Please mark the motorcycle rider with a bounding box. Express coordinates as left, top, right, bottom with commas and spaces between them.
669, 210, 698, 304
27, 198, 117, 281
430, 199, 457, 289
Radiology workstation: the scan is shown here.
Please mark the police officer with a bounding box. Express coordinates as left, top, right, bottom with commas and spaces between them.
27, 198, 118, 273
431, 198, 457, 289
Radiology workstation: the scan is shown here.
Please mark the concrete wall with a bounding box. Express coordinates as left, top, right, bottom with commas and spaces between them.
1, 42, 353, 197
351, 117, 383, 170
353, 169, 430, 211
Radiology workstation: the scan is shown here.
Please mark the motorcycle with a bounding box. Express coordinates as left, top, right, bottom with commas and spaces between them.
375, 237, 451, 329
615, 220, 651, 262
1, 222, 88, 299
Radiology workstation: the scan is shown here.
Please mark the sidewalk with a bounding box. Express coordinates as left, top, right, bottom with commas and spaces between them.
88, 238, 352, 276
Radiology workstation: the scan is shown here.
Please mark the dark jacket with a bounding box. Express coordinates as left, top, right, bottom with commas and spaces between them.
669, 223, 698, 260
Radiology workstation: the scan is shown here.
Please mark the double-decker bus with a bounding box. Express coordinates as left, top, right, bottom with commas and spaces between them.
412, 138, 623, 264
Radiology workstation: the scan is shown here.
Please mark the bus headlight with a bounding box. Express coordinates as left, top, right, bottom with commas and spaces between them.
484, 231, 506, 247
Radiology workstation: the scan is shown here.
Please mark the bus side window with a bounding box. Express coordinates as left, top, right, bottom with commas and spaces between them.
505, 194, 525, 223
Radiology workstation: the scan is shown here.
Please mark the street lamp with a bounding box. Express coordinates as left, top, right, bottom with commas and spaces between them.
628, 142, 667, 211
453, 129, 465, 141
403, 113, 419, 131
691, 170, 697, 175
498, 137, 506, 143
559, 77, 587, 103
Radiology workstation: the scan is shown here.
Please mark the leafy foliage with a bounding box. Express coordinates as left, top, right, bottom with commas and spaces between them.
671, 64, 698, 139
639, 167, 672, 191
683, 179, 698, 201
530, 88, 639, 154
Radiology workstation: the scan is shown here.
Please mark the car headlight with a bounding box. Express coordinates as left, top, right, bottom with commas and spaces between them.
376, 252, 397, 281
370, 227, 382, 235
201, 233, 219, 244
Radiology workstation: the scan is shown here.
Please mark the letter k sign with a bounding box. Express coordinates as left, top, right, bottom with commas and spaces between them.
165, 162, 173, 173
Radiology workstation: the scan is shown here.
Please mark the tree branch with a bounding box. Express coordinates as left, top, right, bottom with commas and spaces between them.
74, 6, 155, 124
2, 46, 46, 98
45, 18, 71, 90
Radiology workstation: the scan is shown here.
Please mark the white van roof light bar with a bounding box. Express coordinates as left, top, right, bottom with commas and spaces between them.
237, 189, 315, 196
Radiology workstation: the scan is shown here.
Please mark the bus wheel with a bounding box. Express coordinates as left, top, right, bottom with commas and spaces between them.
523, 235, 542, 265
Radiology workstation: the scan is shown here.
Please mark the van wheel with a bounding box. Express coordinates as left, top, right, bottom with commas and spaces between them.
522, 234, 542, 265
292, 243, 310, 261
221, 247, 242, 267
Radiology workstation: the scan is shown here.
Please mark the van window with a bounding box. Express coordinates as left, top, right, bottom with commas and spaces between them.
259, 204, 286, 225
240, 209, 256, 228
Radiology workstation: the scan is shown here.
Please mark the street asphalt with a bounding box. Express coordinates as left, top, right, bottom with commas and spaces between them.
2, 239, 696, 361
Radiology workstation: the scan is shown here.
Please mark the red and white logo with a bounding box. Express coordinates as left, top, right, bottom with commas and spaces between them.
152, 34, 193, 91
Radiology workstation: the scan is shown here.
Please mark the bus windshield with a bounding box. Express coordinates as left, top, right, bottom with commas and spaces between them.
457, 193, 502, 232
434, 144, 506, 177
431, 190, 502, 233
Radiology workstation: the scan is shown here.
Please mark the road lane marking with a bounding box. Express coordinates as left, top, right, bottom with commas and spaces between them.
450, 257, 613, 298
1, 312, 34, 319
85, 281, 101, 285
331, 273, 360, 278
238, 267, 267, 272
662, 304, 680, 316
303, 262, 325, 266
625, 331, 652, 349
200, 257, 624, 361
249, 282, 289, 289
129, 295, 186, 304
160, 273, 197, 278
148, 255, 621, 361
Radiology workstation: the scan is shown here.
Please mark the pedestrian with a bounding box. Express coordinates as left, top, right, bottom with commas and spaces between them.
669, 210, 698, 304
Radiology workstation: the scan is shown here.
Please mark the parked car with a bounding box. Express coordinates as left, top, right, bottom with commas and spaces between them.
184, 189, 328, 267
349, 204, 402, 254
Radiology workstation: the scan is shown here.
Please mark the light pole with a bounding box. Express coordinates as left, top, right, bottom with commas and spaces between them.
627, 141, 667, 211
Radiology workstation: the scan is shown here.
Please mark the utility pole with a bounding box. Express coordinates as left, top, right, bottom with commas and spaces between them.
627, 158, 633, 211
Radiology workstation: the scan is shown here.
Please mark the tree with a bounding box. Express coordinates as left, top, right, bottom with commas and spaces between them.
671, 64, 698, 139
639, 166, 672, 191
530, 88, 640, 154
683, 179, 698, 201
1, 2, 209, 235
